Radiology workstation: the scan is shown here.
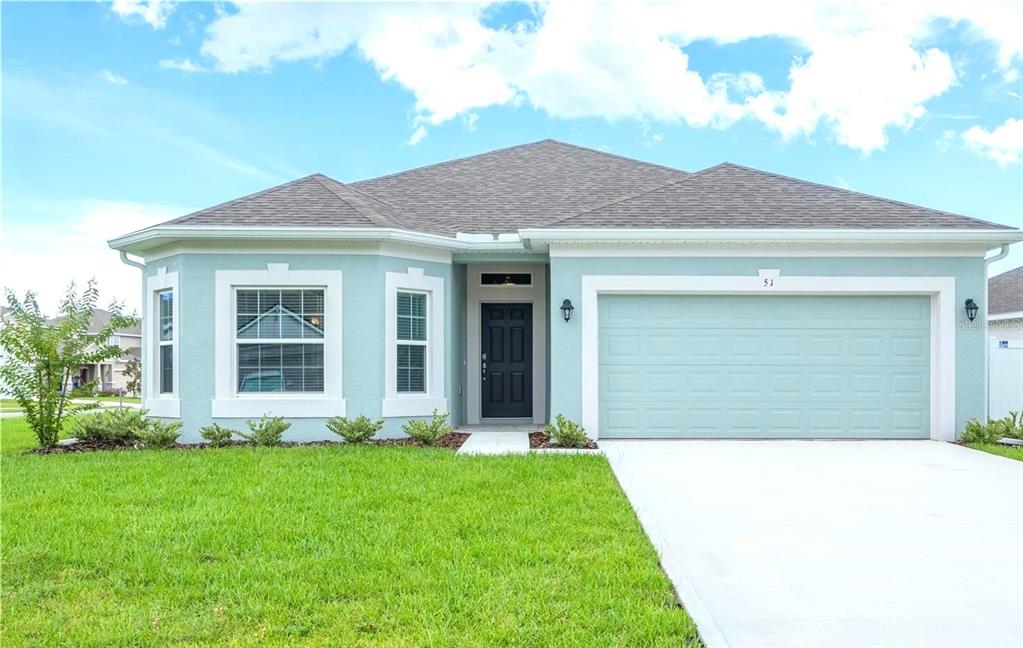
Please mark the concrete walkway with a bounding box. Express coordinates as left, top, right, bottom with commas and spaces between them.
457, 431, 530, 455
603, 440, 1023, 648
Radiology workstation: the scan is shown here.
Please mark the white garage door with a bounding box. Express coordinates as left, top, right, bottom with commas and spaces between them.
598, 294, 931, 438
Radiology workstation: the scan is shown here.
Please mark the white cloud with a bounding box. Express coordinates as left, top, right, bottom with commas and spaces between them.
111, 0, 176, 29
122, 1, 1023, 153
961, 118, 1023, 165
0, 200, 187, 314
159, 58, 209, 73
406, 125, 427, 146
99, 69, 128, 85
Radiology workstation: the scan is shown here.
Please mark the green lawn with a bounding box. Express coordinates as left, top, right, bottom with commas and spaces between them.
0, 398, 23, 413
88, 395, 142, 404
1, 417, 700, 647
965, 442, 1023, 462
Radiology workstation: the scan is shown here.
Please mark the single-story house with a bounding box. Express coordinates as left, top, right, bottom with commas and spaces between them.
109, 140, 1022, 443
987, 265, 1023, 418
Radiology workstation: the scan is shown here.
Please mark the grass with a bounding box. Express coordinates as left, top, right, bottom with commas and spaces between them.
1, 398, 23, 413
965, 442, 1023, 462
1, 396, 141, 413
1, 417, 700, 647
86, 395, 141, 404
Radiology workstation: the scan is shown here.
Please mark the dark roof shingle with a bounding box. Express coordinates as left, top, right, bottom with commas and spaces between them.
989, 266, 1023, 315
551, 163, 1009, 229
151, 140, 1011, 234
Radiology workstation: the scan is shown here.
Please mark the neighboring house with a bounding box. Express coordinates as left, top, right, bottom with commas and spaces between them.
987, 266, 1023, 418
49, 309, 142, 394
108, 139, 1022, 443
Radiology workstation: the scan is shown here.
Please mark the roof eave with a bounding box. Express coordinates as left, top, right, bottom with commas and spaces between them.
518, 227, 1023, 248
108, 225, 526, 255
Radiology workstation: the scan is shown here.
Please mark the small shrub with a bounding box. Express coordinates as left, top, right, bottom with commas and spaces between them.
1005, 411, 1023, 440
239, 414, 290, 446
70, 407, 149, 443
961, 417, 1014, 444
200, 423, 237, 447
326, 415, 384, 443
138, 420, 183, 449
546, 414, 589, 448
403, 409, 450, 446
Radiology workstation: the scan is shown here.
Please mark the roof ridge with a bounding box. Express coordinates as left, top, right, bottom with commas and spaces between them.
309, 174, 399, 229
162, 174, 319, 226
545, 139, 688, 175
539, 162, 727, 227
349, 139, 556, 186
714, 162, 1011, 229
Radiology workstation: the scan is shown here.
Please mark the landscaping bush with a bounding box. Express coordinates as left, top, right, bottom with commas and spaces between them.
70, 408, 149, 444
960, 413, 1023, 444
138, 420, 183, 449
546, 414, 589, 448
239, 414, 290, 447
403, 409, 450, 446
326, 415, 384, 443
200, 423, 236, 447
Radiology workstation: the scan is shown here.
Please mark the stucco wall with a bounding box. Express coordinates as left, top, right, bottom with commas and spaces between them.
548, 256, 988, 437
143, 253, 457, 442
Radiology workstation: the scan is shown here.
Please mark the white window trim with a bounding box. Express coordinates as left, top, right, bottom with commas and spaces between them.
145, 268, 179, 418
213, 264, 345, 418
383, 268, 446, 417
580, 271, 957, 442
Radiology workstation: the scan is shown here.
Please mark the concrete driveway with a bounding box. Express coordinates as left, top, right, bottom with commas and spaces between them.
602, 440, 1023, 648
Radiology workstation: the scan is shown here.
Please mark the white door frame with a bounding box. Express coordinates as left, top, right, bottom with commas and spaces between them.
581, 271, 957, 441
466, 263, 547, 425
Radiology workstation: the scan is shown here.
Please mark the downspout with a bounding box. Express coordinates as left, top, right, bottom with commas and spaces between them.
119, 250, 145, 270
983, 244, 1011, 421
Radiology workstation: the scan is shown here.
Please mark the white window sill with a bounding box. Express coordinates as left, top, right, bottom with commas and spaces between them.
382, 396, 448, 418
145, 398, 180, 418
211, 398, 347, 418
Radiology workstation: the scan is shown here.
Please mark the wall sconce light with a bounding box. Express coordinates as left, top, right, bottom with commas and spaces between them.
964, 298, 979, 322
560, 299, 575, 322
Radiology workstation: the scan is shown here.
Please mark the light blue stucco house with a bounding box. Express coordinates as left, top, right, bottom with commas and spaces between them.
109, 140, 1022, 443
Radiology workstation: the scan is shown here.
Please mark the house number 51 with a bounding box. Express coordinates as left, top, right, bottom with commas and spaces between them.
762, 278, 775, 287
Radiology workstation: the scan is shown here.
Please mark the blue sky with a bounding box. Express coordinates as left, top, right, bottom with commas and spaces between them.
2, 1, 1021, 312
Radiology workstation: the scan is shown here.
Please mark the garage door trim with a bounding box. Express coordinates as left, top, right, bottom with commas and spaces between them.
580, 271, 957, 441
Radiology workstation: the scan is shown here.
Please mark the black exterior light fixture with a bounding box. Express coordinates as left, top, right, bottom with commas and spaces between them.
964, 298, 979, 322
560, 299, 575, 322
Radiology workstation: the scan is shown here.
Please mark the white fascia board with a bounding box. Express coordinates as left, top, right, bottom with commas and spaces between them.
108, 226, 526, 255
989, 310, 1023, 322
520, 227, 1023, 247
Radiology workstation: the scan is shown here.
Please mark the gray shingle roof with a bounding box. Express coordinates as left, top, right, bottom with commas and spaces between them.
551, 163, 1009, 229
989, 266, 1023, 315
154, 140, 1011, 234
350, 139, 688, 235
47, 309, 141, 336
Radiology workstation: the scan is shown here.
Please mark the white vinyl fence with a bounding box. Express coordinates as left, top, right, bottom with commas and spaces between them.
989, 336, 1023, 420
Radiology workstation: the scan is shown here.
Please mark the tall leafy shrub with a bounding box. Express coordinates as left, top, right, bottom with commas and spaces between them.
0, 282, 137, 447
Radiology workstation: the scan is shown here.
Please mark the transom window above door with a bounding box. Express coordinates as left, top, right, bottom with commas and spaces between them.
235, 288, 325, 393
481, 272, 532, 286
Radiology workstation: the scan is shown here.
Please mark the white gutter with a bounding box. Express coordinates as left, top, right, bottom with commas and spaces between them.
983, 244, 1012, 421
519, 227, 1023, 246
108, 225, 525, 254
111, 225, 1023, 255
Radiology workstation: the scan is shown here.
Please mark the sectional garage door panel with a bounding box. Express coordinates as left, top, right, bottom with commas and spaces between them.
598, 295, 931, 439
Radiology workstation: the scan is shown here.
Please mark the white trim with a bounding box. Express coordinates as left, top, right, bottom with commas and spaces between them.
526, 227, 1022, 246
110, 224, 1023, 257
382, 267, 447, 418
990, 310, 1023, 322
144, 268, 179, 418
466, 263, 547, 425
580, 273, 957, 442
142, 241, 452, 265
548, 242, 992, 258
212, 264, 345, 418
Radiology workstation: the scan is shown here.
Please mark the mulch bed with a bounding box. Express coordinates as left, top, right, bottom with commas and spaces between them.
31, 433, 471, 455
528, 431, 598, 450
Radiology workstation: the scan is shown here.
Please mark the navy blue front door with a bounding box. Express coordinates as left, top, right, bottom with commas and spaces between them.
481, 303, 532, 418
